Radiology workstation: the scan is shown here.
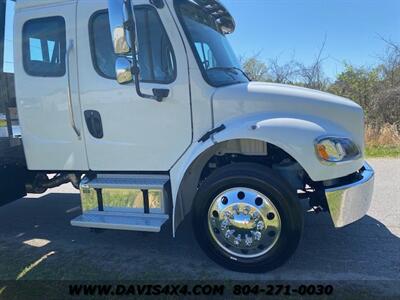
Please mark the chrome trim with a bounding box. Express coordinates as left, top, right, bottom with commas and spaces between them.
66, 39, 81, 139
115, 57, 133, 84
314, 135, 362, 165
325, 162, 374, 227
108, 0, 132, 54
208, 187, 281, 259
71, 211, 169, 232
79, 175, 168, 214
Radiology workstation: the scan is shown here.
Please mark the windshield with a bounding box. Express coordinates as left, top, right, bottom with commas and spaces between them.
176, 0, 249, 87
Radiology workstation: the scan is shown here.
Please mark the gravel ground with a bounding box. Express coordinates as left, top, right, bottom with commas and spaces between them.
0, 159, 399, 297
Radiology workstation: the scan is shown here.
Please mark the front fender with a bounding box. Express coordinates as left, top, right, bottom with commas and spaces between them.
170, 113, 364, 235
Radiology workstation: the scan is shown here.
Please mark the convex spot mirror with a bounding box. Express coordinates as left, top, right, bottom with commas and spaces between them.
116, 57, 133, 84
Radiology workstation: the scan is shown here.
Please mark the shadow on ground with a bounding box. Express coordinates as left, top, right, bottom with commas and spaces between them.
0, 192, 399, 283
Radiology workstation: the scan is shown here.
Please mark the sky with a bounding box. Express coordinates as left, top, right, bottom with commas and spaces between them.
222, 0, 400, 78
2, 0, 14, 73
3, 0, 400, 78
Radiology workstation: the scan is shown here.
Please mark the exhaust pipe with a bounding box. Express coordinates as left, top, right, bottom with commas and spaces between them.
26, 173, 81, 194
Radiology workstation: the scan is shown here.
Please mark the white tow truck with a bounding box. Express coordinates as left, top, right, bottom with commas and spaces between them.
0, 0, 374, 272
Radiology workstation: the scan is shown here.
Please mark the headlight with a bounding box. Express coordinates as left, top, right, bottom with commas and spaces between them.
315, 137, 361, 163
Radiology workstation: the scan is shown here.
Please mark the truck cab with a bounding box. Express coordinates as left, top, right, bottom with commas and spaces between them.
5, 0, 374, 272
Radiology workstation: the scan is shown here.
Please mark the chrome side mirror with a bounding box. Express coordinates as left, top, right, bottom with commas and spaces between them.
115, 57, 133, 84
108, 0, 168, 101
108, 0, 132, 54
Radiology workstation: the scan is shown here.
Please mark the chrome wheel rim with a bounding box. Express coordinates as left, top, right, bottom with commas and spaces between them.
208, 187, 282, 259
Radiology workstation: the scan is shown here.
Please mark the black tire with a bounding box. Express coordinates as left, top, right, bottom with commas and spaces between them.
192, 163, 304, 273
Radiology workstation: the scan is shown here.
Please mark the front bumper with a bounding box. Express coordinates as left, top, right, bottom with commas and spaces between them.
325, 162, 374, 228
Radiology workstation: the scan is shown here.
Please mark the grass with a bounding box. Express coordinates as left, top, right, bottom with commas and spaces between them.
365, 124, 400, 158
366, 145, 400, 158
81, 188, 161, 211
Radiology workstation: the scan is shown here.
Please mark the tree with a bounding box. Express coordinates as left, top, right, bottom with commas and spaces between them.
373, 87, 400, 126
238, 37, 400, 130
328, 64, 380, 118
268, 56, 297, 84
296, 37, 330, 91
377, 37, 400, 89
241, 54, 268, 81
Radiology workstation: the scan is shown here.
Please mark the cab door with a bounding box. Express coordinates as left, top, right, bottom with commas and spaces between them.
14, 1, 88, 170
77, 0, 192, 171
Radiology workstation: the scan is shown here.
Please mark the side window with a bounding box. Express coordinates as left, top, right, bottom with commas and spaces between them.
22, 17, 66, 77
90, 7, 176, 83
89, 11, 118, 79
135, 7, 176, 83
195, 42, 216, 70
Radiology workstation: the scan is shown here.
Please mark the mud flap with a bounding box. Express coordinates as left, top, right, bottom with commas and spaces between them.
0, 164, 27, 207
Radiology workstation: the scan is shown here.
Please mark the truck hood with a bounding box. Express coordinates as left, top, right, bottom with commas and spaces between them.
212, 81, 364, 147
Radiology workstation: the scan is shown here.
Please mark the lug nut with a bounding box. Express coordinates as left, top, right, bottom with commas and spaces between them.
257, 221, 265, 230
234, 234, 242, 245
221, 219, 230, 230
225, 229, 235, 239
245, 234, 253, 246
253, 231, 262, 241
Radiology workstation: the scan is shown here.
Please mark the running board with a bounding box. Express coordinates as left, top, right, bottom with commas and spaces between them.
71, 174, 171, 232
71, 211, 169, 232
81, 174, 170, 190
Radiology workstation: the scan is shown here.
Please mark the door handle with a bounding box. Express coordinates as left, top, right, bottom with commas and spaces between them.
84, 110, 104, 139
66, 39, 81, 139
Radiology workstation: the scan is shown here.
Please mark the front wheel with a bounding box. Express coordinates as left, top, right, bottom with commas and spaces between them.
192, 163, 303, 273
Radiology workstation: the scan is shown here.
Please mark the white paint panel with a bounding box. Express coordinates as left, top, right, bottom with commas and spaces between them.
14, 1, 89, 170
76, 0, 192, 171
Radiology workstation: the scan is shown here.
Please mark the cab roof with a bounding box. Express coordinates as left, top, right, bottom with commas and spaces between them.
15, 0, 75, 10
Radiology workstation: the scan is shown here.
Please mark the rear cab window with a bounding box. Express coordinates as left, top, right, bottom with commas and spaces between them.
22, 16, 66, 77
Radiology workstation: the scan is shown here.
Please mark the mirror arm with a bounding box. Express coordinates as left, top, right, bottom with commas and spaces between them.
131, 66, 163, 102
125, 0, 166, 102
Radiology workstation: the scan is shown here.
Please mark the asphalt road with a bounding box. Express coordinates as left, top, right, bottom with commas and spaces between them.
0, 159, 399, 295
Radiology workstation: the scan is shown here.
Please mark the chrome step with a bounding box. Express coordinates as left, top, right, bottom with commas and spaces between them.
79, 174, 170, 215
74, 174, 171, 232
71, 211, 169, 232
81, 174, 169, 190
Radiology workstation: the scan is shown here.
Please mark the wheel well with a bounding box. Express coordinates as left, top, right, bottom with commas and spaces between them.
176, 139, 310, 222
198, 140, 301, 185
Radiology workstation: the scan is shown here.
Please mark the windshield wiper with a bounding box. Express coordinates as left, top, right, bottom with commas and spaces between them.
207, 67, 250, 81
